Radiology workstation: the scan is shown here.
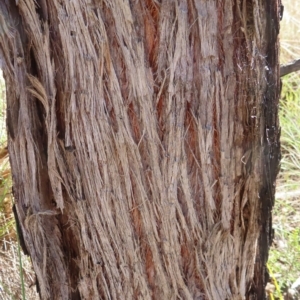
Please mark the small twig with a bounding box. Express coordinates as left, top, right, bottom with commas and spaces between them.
280, 59, 300, 77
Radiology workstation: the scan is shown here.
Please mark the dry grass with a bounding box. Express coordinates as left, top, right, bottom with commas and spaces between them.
280, 0, 300, 64
0, 242, 39, 300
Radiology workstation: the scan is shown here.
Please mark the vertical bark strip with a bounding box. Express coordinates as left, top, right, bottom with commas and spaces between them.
0, 0, 280, 299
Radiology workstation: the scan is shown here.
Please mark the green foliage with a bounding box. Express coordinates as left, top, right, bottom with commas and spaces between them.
269, 226, 300, 297
0, 157, 13, 241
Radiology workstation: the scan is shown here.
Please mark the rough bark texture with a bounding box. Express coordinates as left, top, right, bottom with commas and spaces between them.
0, 0, 280, 299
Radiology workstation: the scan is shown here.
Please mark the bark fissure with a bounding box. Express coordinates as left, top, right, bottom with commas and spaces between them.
0, 0, 280, 299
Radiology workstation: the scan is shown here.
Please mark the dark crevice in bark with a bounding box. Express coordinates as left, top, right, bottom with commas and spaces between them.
249, 0, 281, 299
58, 210, 81, 299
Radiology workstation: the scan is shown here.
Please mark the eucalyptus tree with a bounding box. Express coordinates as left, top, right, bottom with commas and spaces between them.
0, 1, 281, 299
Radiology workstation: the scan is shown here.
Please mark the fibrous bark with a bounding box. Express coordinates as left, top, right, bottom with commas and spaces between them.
0, 0, 280, 299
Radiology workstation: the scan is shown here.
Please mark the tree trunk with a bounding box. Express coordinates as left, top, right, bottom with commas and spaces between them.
0, 1, 280, 299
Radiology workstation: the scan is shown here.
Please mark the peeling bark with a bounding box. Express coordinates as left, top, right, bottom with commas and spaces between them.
0, 0, 280, 299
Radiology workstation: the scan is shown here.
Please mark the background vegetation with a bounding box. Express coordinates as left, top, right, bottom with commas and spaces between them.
0, 1, 299, 299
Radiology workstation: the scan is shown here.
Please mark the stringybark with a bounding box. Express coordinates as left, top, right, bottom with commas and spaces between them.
0, 1, 280, 299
